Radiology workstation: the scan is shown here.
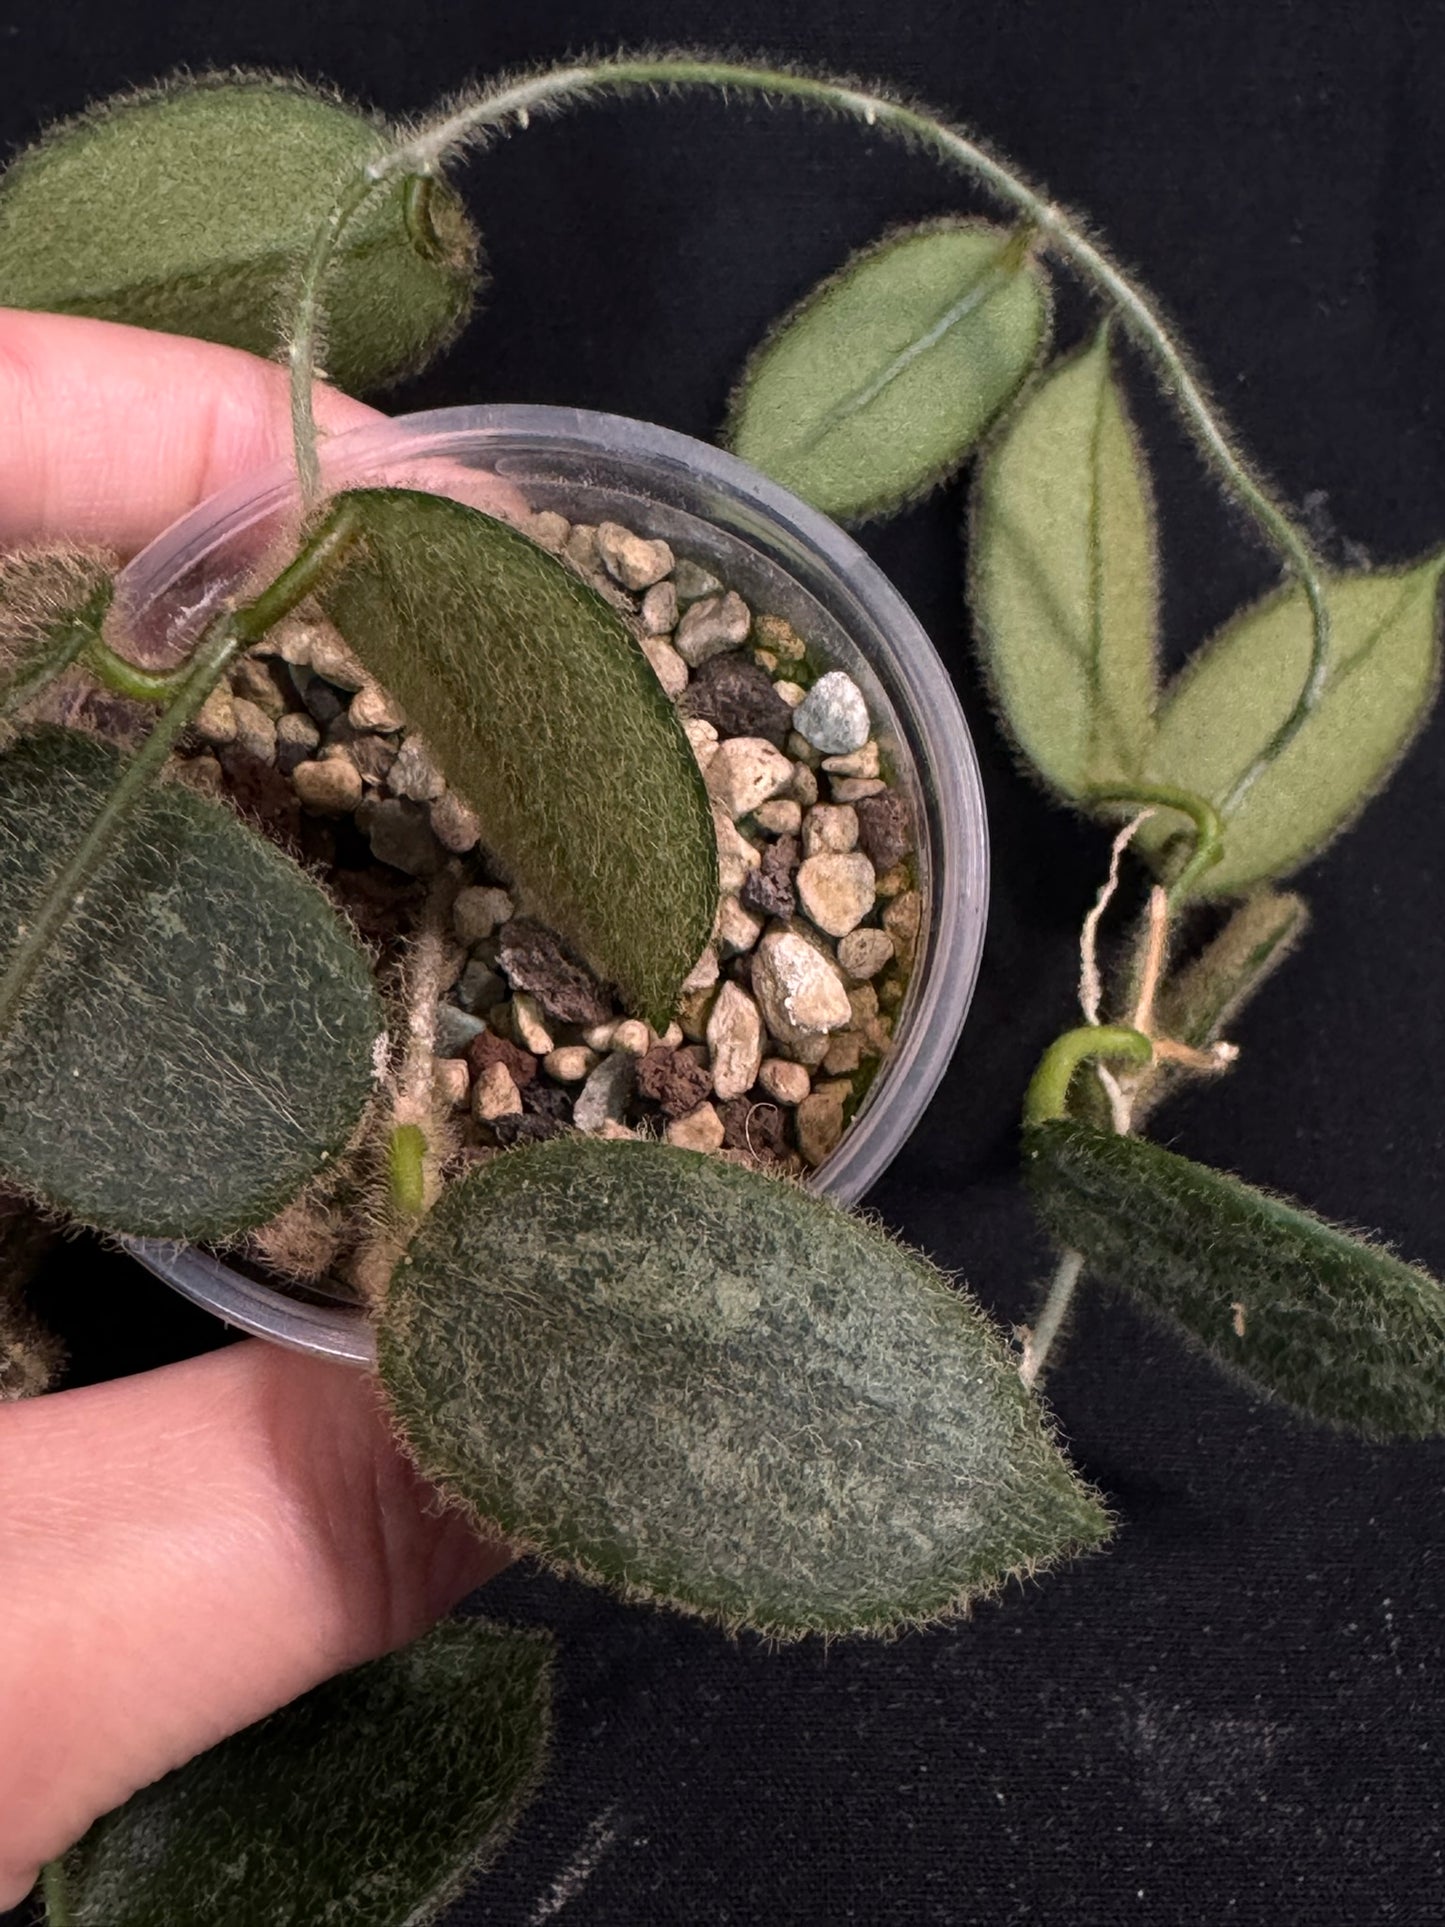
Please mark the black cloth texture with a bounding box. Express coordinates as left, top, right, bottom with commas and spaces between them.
3, 1, 1444, 1921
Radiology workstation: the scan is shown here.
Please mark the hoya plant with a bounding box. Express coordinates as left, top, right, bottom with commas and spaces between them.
0, 51, 1441, 1925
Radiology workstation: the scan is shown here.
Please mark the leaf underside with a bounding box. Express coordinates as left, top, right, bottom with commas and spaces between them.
321, 488, 719, 1028
0, 731, 381, 1240
1139, 561, 1443, 894
379, 1136, 1110, 1638
0, 73, 480, 392
58, 1618, 554, 1927
727, 218, 1049, 522
970, 328, 1159, 802
1025, 1119, 1445, 1439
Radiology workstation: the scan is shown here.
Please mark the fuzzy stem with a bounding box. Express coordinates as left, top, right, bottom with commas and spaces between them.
0, 504, 361, 1047
1024, 1024, 1153, 1128
1021, 1248, 1084, 1389
388, 1122, 428, 1216
83, 637, 194, 704
0, 591, 110, 725
284, 52, 1330, 800
41, 1859, 71, 1926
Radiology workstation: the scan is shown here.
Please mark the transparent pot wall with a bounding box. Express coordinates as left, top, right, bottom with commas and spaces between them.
114, 407, 989, 1364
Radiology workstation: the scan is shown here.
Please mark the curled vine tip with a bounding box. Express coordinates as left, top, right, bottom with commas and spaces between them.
1024, 1025, 1153, 1128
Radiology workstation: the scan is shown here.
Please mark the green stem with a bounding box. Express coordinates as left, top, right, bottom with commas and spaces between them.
284, 53, 1331, 802
388, 1122, 428, 1217
83, 637, 194, 704
1024, 1024, 1153, 1127
1084, 782, 1223, 902
0, 503, 361, 1047
41, 1857, 71, 1925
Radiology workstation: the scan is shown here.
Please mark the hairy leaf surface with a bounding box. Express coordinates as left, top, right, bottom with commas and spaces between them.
1025, 1119, 1445, 1439
57, 1619, 553, 1927
322, 488, 718, 1027
726, 219, 1049, 521
1140, 561, 1443, 893
0, 731, 381, 1239
0, 74, 479, 392
971, 330, 1159, 800
379, 1137, 1110, 1637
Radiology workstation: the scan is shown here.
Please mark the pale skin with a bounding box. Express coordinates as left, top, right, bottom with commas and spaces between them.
0, 309, 510, 1909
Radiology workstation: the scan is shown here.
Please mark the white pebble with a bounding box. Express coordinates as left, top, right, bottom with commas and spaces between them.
802, 803, 859, 856
684, 716, 719, 771
715, 894, 764, 957
706, 982, 764, 1100
642, 636, 689, 699
713, 807, 761, 894
349, 681, 406, 733
793, 670, 870, 755
705, 737, 794, 819
642, 581, 680, 634
822, 741, 880, 778
597, 521, 675, 590
680, 946, 721, 993
510, 992, 554, 1056
796, 852, 878, 938
611, 1019, 652, 1055
432, 1058, 471, 1109
674, 590, 751, 666
544, 1045, 599, 1083
750, 930, 851, 1045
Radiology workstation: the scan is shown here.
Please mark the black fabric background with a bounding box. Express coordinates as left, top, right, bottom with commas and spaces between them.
3, 1, 1445, 1920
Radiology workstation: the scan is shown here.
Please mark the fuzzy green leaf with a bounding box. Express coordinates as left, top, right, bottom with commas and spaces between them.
726, 219, 1049, 522
1025, 1119, 1445, 1439
1154, 891, 1308, 1052
55, 1618, 553, 1927
970, 329, 1159, 800
321, 488, 718, 1028
379, 1137, 1110, 1638
0, 74, 480, 392
1138, 560, 1444, 894
0, 730, 381, 1240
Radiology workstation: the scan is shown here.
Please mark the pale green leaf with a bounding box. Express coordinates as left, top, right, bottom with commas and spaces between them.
1025, 1119, 1445, 1439
0, 74, 480, 393
970, 329, 1159, 799
379, 1137, 1110, 1638
321, 488, 718, 1029
1139, 560, 1443, 894
0, 730, 381, 1240
55, 1618, 553, 1927
726, 219, 1049, 522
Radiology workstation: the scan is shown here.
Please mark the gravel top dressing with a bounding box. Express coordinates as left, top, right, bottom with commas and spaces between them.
154, 502, 919, 1299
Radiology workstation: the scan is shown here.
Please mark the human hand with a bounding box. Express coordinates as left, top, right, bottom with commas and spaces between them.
0, 310, 510, 1910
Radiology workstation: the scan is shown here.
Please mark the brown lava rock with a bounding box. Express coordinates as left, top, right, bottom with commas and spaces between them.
497, 918, 613, 1025
680, 655, 794, 749
491, 1111, 565, 1147
464, 1031, 539, 1088
740, 834, 800, 920
853, 791, 912, 872
635, 1045, 713, 1118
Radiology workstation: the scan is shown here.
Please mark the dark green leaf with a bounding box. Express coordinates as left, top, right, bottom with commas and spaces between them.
1025, 1118, 1445, 1439
726, 219, 1049, 522
57, 1618, 553, 1927
0, 730, 382, 1240
321, 488, 718, 1028
0, 74, 480, 393
379, 1137, 1110, 1638
970, 329, 1159, 801
1139, 561, 1443, 894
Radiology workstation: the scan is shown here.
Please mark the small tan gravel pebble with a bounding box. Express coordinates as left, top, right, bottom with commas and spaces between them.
293, 753, 362, 814
676, 985, 718, 1041
530, 510, 571, 552
309, 632, 368, 691
597, 521, 675, 590
684, 717, 719, 770
641, 581, 680, 634
680, 945, 721, 993
715, 894, 764, 957
802, 803, 859, 856
511, 992, 554, 1056
790, 763, 819, 808
544, 1045, 599, 1083
705, 737, 794, 818
349, 681, 407, 733
796, 1089, 846, 1166
432, 1058, 471, 1109
389, 735, 446, 803
675, 590, 752, 666
597, 1119, 638, 1140
754, 798, 802, 836
751, 929, 852, 1044
754, 613, 807, 660
837, 928, 895, 979
453, 886, 515, 945
231, 696, 277, 763
657, 1021, 685, 1049
232, 656, 288, 718
796, 851, 877, 937
665, 1101, 727, 1152
883, 889, 923, 968
830, 776, 887, 803
822, 1029, 865, 1076
583, 1020, 618, 1052
473, 1061, 524, 1122
873, 862, 910, 899
758, 1057, 812, 1106
773, 680, 807, 709
611, 1019, 652, 1055
429, 791, 481, 853
787, 730, 822, 768
194, 684, 237, 747
706, 981, 765, 1100
564, 523, 601, 573
173, 753, 226, 798
712, 808, 761, 894
642, 636, 689, 698
276, 711, 320, 775
822, 742, 880, 779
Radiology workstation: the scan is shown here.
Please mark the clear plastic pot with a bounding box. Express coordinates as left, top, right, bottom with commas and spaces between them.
115, 406, 989, 1367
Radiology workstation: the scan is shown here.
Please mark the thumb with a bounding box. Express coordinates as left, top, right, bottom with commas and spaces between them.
0, 1338, 506, 1907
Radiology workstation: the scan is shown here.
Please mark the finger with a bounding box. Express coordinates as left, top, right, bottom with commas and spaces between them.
0, 308, 380, 552
0, 1339, 507, 1904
